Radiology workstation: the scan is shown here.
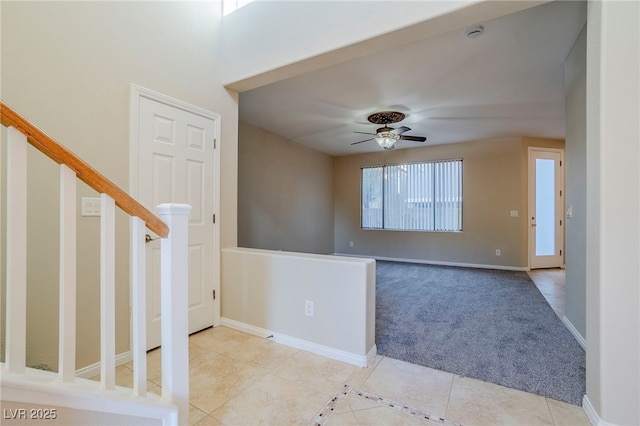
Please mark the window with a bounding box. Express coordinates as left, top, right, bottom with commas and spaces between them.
361, 159, 462, 231
223, 0, 254, 16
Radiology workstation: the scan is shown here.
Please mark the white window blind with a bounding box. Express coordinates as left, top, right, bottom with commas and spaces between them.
362, 159, 462, 231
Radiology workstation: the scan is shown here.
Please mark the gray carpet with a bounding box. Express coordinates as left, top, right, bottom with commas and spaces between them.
375, 261, 586, 405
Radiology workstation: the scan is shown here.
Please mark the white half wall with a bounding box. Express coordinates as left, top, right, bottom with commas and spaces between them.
221, 248, 376, 366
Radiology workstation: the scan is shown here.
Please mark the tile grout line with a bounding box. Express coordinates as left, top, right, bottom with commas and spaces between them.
310, 384, 463, 426
351, 387, 463, 426
543, 397, 558, 426
310, 384, 352, 426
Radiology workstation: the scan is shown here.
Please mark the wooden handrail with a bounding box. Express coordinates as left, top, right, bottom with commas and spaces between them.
1, 101, 169, 237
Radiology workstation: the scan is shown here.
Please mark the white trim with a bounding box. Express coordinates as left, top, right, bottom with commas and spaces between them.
220, 317, 273, 338
129, 83, 222, 333
271, 334, 372, 368
332, 253, 528, 271
366, 345, 378, 367
75, 352, 131, 379
583, 395, 617, 426
130, 217, 147, 397
211, 111, 222, 328
158, 204, 191, 425
6, 127, 28, 373
59, 165, 77, 383
100, 194, 117, 390
562, 316, 586, 350
221, 318, 374, 367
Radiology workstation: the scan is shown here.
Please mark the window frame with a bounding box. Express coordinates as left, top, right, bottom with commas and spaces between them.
360, 159, 463, 232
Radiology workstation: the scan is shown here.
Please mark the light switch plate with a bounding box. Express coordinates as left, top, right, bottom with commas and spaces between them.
82, 197, 101, 216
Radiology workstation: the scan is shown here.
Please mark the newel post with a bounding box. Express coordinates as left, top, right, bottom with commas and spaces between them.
157, 203, 191, 425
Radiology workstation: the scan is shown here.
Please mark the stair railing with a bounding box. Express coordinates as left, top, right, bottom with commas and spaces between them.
1, 101, 190, 424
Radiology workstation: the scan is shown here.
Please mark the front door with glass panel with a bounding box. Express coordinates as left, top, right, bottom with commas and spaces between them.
529, 148, 564, 269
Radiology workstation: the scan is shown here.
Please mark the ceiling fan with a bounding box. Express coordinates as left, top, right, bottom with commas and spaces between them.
351, 111, 427, 150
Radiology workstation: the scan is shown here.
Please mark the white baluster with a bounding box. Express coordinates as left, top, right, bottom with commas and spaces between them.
158, 203, 191, 426
100, 193, 116, 390
131, 216, 147, 397
59, 164, 77, 382
6, 127, 27, 374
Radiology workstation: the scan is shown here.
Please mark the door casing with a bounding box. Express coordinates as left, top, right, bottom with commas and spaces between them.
528, 147, 565, 269
129, 84, 221, 346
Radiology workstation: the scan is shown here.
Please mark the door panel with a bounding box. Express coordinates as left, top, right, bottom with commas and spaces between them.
138, 96, 215, 350
187, 160, 205, 224
188, 244, 205, 309
152, 154, 175, 205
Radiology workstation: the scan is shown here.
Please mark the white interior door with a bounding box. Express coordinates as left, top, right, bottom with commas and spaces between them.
137, 95, 216, 350
529, 148, 564, 269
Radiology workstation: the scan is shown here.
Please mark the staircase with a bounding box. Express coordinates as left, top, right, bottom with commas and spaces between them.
0, 102, 190, 425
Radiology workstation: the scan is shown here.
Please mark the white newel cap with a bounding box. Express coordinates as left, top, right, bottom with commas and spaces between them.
157, 203, 192, 216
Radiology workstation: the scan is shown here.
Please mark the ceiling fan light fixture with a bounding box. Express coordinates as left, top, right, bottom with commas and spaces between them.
375, 131, 400, 150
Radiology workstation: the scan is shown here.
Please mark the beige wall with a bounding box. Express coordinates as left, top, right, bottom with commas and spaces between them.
1, 1, 238, 370
221, 1, 538, 91
563, 26, 587, 340
237, 122, 564, 271
334, 137, 563, 269
238, 121, 334, 254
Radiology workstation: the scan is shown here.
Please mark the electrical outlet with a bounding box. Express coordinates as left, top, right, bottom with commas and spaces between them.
496, 249, 501, 256
305, 300, 314, 317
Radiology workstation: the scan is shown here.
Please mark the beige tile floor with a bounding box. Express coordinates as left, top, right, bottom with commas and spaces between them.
94, 268, 586, 425
99, 318, 589, 426
528, 268, 566, 318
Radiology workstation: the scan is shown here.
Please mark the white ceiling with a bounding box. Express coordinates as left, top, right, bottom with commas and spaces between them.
239, 1, 587, 157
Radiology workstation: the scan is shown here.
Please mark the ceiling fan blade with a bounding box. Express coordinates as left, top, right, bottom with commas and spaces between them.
392, 126, 411, 135
351, 137, 374, 145
399, 135, 427, 142
354, 131, 376, 136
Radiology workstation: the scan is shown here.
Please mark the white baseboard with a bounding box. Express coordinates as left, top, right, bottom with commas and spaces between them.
332, 253, 528, 271
583, 395, 599, 426
75, 351, 131, 379
220, 317, 273, 338
562, 316, 586, 350
366, 344, 378, 367
583, 395, 619, 426
221, 317, 374, 368
272, 333, 373, 368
